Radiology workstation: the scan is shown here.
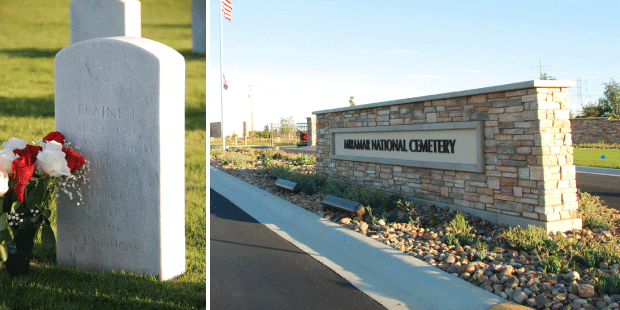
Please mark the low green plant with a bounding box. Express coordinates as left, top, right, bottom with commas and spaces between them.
573, 236, 620, 268
445, 234, 459, 246
539, 252, 570, 274
598, 271, 620, 295
292, 154, 314, 166
213, 148, 257, 169
320, 180, 405, 213
578, 191, 617, 230
260, 153, 273, 167
475, 239, 488, 261
407, 215, 419, 226
365, 206, 378, 224
263, 163, 295, 180
501, 225, 550, 253
262, 163, 325, 195
446, 213, 472, 235
455, 234, 474, 246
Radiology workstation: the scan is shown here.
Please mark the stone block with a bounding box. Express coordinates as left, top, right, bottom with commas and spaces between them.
55, 37, 186, 280
552, 92, 569, 102
70, 0, 141, 44
543, 195, 562, 207
554, 110, 570, 120
426, 113, 437, 122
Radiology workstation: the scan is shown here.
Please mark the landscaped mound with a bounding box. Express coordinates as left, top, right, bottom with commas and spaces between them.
211, 147, 620, 310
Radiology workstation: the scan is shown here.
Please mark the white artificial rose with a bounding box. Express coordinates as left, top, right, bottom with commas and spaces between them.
35, 141, 72, 177
0, 170, 8, 197
0, 149, 18, 176
2, 137, 27, 151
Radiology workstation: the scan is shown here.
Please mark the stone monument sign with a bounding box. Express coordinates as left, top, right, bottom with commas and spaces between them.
54, 37, 185, 281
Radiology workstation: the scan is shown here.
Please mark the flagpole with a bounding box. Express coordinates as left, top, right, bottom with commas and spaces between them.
219, 2, 225, 150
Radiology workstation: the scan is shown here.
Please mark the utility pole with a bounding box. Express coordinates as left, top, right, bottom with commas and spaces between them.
531, 59, 549, 79
249, 85, 254, 135
577, 77, 583, 107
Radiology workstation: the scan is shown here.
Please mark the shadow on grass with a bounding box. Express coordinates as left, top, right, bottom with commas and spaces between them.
0, 48, 61, 58
0, 96, 55, 118
143, 23, 191, 29
186, 106, 206, 131
0, 265, 205, 309
178, 49, 206, 62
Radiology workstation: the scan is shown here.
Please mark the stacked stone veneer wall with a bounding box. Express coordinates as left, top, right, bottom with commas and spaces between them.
307, 117, 317, 147
314, 81, 581, 232
571, 117, 620, 144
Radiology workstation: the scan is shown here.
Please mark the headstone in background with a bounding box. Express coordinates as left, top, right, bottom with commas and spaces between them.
70, 0, 141, 44
191, 0, 206, 53
54, 37, 185, 281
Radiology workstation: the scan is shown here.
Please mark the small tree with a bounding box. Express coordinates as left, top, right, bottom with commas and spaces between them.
599, 79, 620, 115
279, 116, 295, 137
541, 73, 556, 80
349, 96, 355, 106
261, 124, 270, 138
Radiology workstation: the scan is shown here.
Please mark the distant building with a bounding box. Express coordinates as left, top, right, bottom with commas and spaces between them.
210, 122, 222, 138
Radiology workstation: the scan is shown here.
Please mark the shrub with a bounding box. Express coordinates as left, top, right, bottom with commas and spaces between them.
263, 163, 326, 195
260, 153, 273, 167
475, 239, 488, 261
446, 213, 472, 236
501, 225, 550, 253
573, 236, 620, 268
578, 191, 616, 230
584, 108, 600, 117
598, 271, 620, 295
292, 154, 314, 166
539, 252, 570, 274
574, 142, 620, 150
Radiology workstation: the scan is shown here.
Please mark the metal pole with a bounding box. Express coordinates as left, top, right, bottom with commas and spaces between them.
249, 85, 254, 135
220, 2, 225, 150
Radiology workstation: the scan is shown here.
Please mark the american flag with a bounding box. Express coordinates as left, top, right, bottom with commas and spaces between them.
221, 0, 232, 21
223, 75, 228, 90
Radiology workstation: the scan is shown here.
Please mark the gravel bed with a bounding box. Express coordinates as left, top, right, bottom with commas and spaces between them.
211, 159, 620, 310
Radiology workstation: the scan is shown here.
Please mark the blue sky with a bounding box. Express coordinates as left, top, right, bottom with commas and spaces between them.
209, 1, 620, 136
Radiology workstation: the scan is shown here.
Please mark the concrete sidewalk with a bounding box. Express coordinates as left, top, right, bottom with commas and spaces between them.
576, 165, 620, 176
210, 166, 527, 310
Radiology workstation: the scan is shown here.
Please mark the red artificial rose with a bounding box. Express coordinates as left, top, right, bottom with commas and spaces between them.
62, 147, 86, 174
42, 132, 65, 144
13, 144, 42, 164
303, 134, 308, 141
12, 154, 36, 202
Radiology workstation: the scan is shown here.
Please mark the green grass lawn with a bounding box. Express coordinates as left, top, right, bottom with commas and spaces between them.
0, 0, 205, 308
574, 148, 620, 169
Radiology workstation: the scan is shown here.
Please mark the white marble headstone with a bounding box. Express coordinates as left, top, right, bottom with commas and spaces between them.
54, 37, 185, 281
191, 0, 206, 53
70, 0, 141, 44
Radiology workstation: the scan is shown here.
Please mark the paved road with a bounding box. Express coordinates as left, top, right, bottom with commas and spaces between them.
576, 171, 620, 211
210, 188, 386, 310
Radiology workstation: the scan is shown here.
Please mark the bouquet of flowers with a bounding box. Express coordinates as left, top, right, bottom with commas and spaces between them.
0, 131, 86, 276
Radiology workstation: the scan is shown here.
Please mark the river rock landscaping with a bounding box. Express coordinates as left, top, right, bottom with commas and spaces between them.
211, 147, 620, 310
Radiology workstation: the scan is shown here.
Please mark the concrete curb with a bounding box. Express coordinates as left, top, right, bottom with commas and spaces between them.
210, 166, 509, 310
576, 166, 620, 177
